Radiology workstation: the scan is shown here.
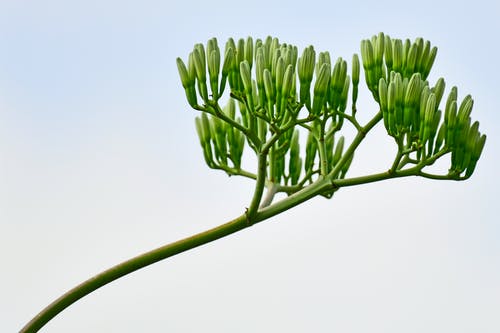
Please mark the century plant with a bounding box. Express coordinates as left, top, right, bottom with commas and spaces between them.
20, 33, 486, 332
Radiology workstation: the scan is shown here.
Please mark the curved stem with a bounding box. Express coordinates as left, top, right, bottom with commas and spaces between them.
246, 150, 268, 220
20, 111, 386, 333
20, 214, 247, 333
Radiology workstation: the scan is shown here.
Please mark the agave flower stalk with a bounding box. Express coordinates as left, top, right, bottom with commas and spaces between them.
20, 33, 486, 333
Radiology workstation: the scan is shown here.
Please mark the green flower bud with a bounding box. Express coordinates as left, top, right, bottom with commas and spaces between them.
195, 116, 206, 146
466, 121, 480, 159
263, 68, 275, 116
403, 73, 422, 128
379, 78, 390, 132
427, 110, 441, 153
384, 35, 393, 70
312, 63, 331, 115
457, 94, 473, 125
236, 38, 245, 65
245, 36, 254, 68
201, 113, 212, 144
176, 57, 193, 89
374, 32, 385, 66
378, 78, 388, 112
392, 39, 403, 73
298, 46, 316, 82
465, 133, 486, 178
387, 81, 397, 135
352, 53, 360, 85
231, 126, 245, 169
282, 64, 294, 97
177, 57, 197, 107
339, 75, 350, 112
240, 60, 252, 94
434, 122, 446, 154
298, 46, 315, 106
361, 39, 378, 92
183, 86, 197, 108
394, 73, 404, 128
444, 86, 458, 123
419, 85, 430, 127
404, 73, 422, 108
332, 58, 347, 94
206, 38, 217, 58
211, 117, 228, 166
195, 116, 216, 168
193, 49, 206, 82
445, 101, 457, 147
255, 49, 266, 106
290, 70, 297, 99
208, 50, 220, 99
275, 57, 285, 92
332, 136, 345, 167
418, 40, 431, 73
192, 49, 209, 102
402, 39, 410, 73
413, 38, 424, 70
290, 46, 298, 69
188, 51, 197, 80
432, 78, 446, 107
225, 38, 236, 54
421, 46, 437, 79
194, 43, 206, 76
316, 52, 331, 81
361, 39, 375, 70
271, 48, 281, 81
404, 42, 418, 76
221, 47, 234, 76
305, 130, 317, 173
279, 64, 294, 115
421, 93, 436, 144
473, 132, 486, 161
270, 37, 280, 61
239, 60, 254, 111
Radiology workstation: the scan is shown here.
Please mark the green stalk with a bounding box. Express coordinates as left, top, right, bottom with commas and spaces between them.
317, 135, 329, 176
20, 148, 424, 333
20, 214, 249, 333
246, 150, 268, 220
21, 110, 385, 333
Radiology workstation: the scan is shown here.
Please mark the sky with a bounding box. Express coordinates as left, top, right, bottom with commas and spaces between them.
1, 0, 499, 332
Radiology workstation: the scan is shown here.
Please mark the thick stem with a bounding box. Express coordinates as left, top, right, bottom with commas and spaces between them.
20, 111, 387, 333
246, 150, 268, 220
20, 214, 248, 333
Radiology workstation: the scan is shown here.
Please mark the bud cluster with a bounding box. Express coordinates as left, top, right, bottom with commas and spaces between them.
378, 71, 486, 177
177, 36, 359, 187
361, 32, 437, 99
177, 33, 486, 195
193, 99, 245, 172
444, 89, 487, 177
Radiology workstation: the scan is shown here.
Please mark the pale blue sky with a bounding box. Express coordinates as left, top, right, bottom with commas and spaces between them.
1, 0, 499, 332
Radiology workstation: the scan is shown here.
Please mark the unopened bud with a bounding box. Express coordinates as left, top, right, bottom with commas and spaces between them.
352, 53, 360, 85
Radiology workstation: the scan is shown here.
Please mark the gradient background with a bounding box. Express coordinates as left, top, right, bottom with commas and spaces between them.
1, 0, 499, 332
